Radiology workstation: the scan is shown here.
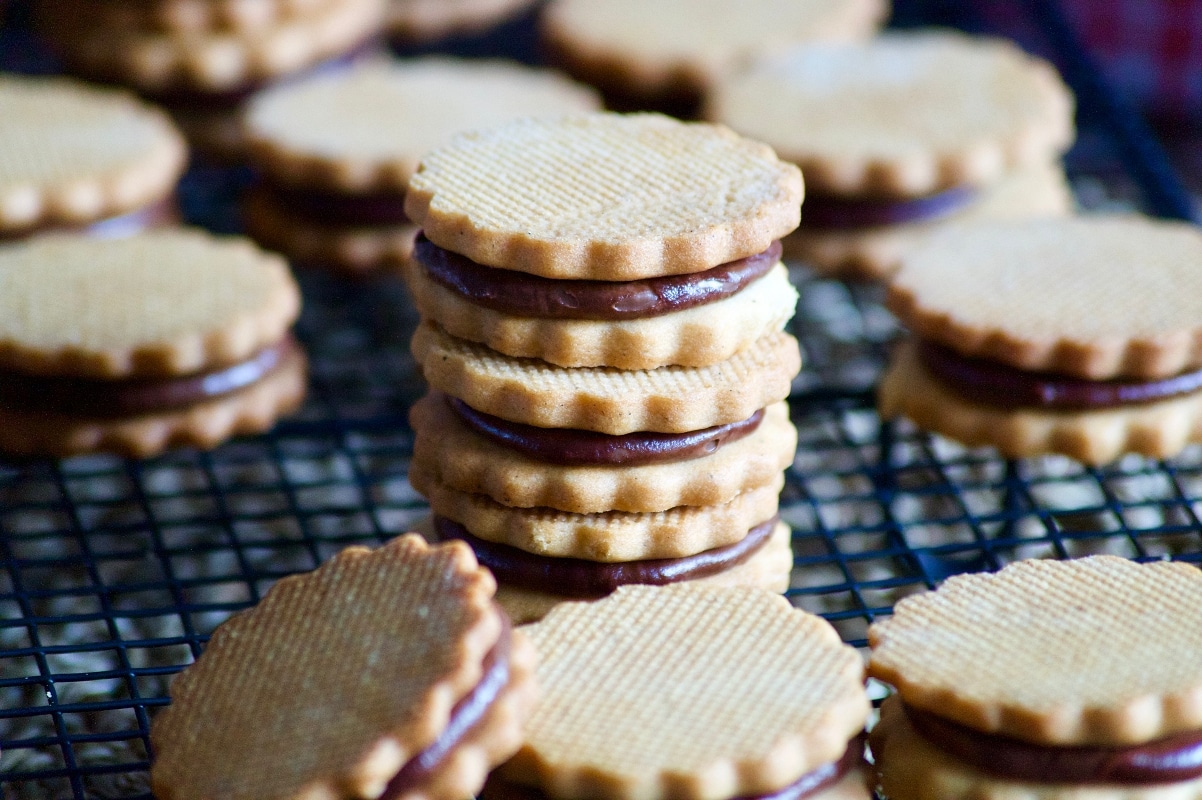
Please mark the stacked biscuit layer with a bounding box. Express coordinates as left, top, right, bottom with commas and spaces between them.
403, 113, 804, 623
36, 0, 385, 157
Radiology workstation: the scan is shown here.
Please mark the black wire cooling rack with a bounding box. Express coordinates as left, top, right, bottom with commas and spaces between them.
3, 1, 1201, 797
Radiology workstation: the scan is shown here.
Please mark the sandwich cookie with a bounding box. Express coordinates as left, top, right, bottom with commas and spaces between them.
244, 58, 600, 274
0, 229, 304, 457
151, 534, 538, 800
0, 75, 186, 240
707, 31, 1076, 279
540, 0, 886, 118
868, 556, 1202, 800
387, 0, 538, 45
404, 112, 804, 621
880, 215, 1202, 464
483, 584, 872, 800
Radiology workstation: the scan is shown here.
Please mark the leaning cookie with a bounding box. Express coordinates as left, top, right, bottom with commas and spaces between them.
879, 215, 1202, 464
0, 230, 304, 457
151, 534, 538, 800
484, 584, 871, 800
868, 556, 1202, 800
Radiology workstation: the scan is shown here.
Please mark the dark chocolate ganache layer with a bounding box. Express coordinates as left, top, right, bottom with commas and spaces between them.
918, 340, 1202, 409
381, 613, 512, 799
0, 337, 299, 417
481, 733, 865, 800
0, 196, 179, 241
905, 703, 1202, 785
449, 395, 764, 466
414, 234, 781, 320
436, 516, 777, 599
799, 185, 977, 230
260, 183, 410, 226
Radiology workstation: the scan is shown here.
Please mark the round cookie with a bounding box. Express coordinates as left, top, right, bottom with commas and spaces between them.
0, 230, 303, 457
0, 75, 186, 236
489, 584, 870, 798
867, 556, 1202, 800
879, 215, 1202, 463
387, 0, 537, 42
540, 0, 886, 116
403, 112, 803, 280
151, 534, 538, 800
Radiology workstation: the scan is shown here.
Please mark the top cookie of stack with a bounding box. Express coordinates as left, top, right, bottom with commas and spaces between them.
405, 113, 804, 622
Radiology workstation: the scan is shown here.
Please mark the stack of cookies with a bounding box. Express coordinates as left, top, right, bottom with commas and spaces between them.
36, 0, 386, 157
403, 112, 805, 623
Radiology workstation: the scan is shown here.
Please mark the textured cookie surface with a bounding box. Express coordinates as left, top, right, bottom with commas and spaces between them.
889, 216, 1202, 380
410, 393, 796, 513
37, 0, 333, 34
405, 113, 803, 279
0, 230, 300, 377
404, 258, 797, 369
151, 535, 504, 800
502, 584, 868, 799
0, 76, 186, 231
247, 59, 599, 192
868, 556, 1202, 745
411, 322, 801, 434
708, 31, 1074, 196
878, 340, 1202, 464
388, 0, 536, 39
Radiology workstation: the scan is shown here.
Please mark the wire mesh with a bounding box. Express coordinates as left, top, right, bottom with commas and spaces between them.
3, 1, 1201, 797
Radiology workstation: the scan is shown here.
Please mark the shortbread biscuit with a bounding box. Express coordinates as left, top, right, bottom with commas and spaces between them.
499, 584, 869, 799
888, 216, 1202, 381
707, 31, 1074, 197
405, 113, 803, 280
53, 0, 383, 92
783, 161, 1073, 280
868, 556, 1202, 745
541, 0, 885, 114
245, 58, 600, 193
37, 0, 332, 34
388, 0, 536, 41
404, 256, 797, 369
151, 534, 537, 800
411, 322, 801, 434
0, 75, 186, 233
411, 461, 784, 561
489, 522, 795, 624
410, 393, 796, 513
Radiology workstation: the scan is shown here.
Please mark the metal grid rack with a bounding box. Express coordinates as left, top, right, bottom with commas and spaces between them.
2, 1, 1200, 797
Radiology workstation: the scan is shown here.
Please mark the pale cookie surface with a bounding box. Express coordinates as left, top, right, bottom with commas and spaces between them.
404, 258, 797, 369
784, 161, 1073, 279
870, 696, 1202, 800
405, 113, 803, 279
411, 463, 784, 561
411, 322, 801, 434
502, 584, 867, 800
541, 0, 885, 94
889, 216, 1202, 380
708, 31, 1074, 197
246, 59, 600, 192
878, 340, 1202, 464
389, 0, 536, 40
410, 394, 796, 513
868, 556, 1202, 746
489, 521, 795, 625
151, 535, 505, 800
56, 0, 383, 91
0, 230, 300, 378
0, 76, 186, 231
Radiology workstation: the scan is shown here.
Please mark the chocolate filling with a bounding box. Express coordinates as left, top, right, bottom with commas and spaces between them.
381, 614, 513, 799
414, 235, 782, 320
799, 186, 977, 230
905, 703, 1202, 785
449, 396, 765, 466
258, 183, 410, 226
0, 337, 298, 417
435, 515, 778, 598
482, 734, 865, 800
0, 196, 179, 241
918, 340, 1202, 409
